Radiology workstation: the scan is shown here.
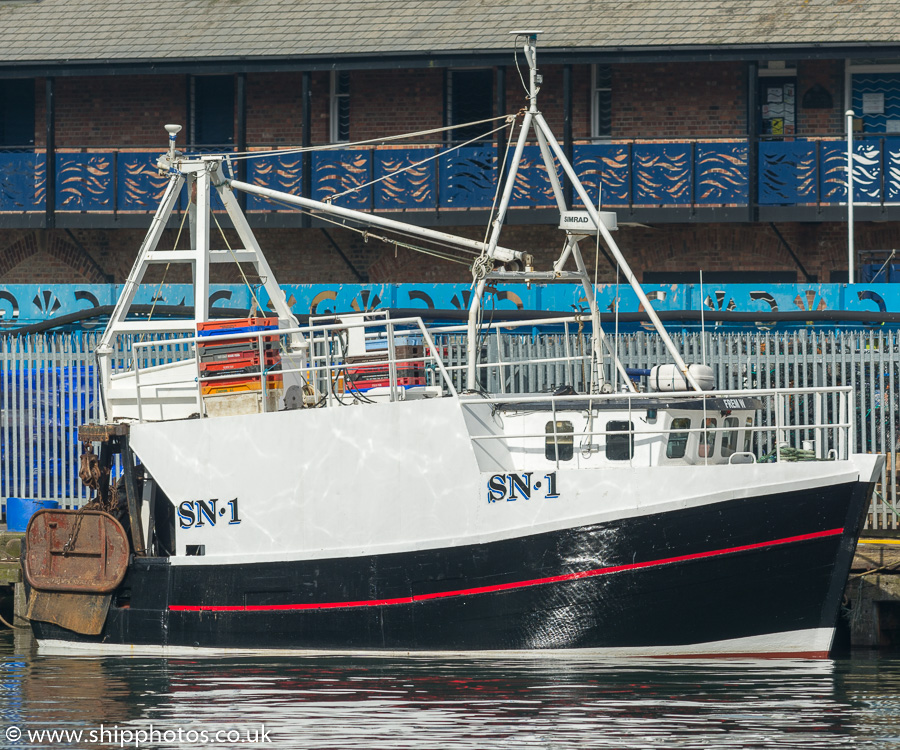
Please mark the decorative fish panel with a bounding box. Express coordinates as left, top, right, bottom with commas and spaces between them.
507, 146, 559, 208
312, 149, 372, 210
758, 141, 817, 205
0, 153, 45, 211
694, 142, 749, 204
885, 139, 900, 203
245, 153, 303, 211
573, 144, 629, 205
820, 140, 883, 203
374, 148, 436, 210
55, 153, 114, 211
632, 143, 692, 205
439, 145, 497, 208
117, 152, 180, 211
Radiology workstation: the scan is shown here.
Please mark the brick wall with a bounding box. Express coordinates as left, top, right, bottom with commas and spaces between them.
796, 60, 844, 136
246, 72, 304, 145
351, 69, 445, 142
4, 221, 898, 287
613, 62, 747, 139
45, 76, 187, 148
22, 60, 848, 151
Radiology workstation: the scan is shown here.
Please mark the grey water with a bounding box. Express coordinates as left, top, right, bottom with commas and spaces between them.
3, 631, 900, 749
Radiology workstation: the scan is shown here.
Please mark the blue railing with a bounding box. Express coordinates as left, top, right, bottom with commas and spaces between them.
2, 139, 898, 213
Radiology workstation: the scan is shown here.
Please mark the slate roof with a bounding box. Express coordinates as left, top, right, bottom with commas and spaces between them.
0, 0, 899, 67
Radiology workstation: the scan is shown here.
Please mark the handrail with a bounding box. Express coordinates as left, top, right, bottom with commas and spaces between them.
127, 315, 459, 412
4, 137, 897, 216
460, 386, 853, 463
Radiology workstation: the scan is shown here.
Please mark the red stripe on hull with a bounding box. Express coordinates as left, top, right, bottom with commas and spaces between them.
169, 527, 843, 614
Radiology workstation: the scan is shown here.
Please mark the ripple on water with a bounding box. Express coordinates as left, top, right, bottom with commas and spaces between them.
1, 632, 900, 749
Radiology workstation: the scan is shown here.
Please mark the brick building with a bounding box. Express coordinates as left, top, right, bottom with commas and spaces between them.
1, 1, 900, 287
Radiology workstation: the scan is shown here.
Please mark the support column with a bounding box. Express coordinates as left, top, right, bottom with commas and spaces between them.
301, 71, 312, 229
495, 66, 507, 176
563, 63, 573, 207
45, 77, 55, 229
747, 61, 759, 223
236, 72, 247, 210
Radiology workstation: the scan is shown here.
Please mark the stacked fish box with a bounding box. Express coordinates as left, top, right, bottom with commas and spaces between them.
197, 318, 283, 416
345, 337, 425, 391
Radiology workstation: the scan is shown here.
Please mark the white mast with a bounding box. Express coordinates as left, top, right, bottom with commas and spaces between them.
464, 31, 702, 392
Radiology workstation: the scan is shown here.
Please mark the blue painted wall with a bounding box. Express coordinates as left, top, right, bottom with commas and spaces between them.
2, 282, 899, 329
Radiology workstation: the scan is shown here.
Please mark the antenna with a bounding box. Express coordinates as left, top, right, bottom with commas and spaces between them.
165, 124, 182, 160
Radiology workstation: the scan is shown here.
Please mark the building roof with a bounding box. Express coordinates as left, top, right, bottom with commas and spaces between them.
1, 0, 899, 72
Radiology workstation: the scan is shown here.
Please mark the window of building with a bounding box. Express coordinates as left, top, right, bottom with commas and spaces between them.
606, 421, 634, 461
721, 417, 740, 458
592, 64, 612, 139
545, 421, 574, 461
191, 76, 235, 148
330, 71, 350, 143
0, 79, 35, 149
699, 417, 717, 458
447, 69, 493, 144
666, 417, 691, 459
758, 63, 797, 138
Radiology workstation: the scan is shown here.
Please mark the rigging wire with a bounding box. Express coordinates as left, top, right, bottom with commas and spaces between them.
328, 120, 514, 203
211, 115, 513, 163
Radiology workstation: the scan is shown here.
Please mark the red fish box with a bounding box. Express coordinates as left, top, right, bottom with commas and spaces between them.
347, 366, 423, 383
349, 376, 426, 391
199, 350, 281, 375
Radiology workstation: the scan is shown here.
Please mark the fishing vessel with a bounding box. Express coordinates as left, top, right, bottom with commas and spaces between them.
24, 33, 881, 658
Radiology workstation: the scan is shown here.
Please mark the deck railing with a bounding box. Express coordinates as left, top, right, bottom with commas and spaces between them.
2, 327, 897, 527
2, 137, 898, 215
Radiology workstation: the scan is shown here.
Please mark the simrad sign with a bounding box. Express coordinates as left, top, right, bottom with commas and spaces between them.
558, 211, 618, 233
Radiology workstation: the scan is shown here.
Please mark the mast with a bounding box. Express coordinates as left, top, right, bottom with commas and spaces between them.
464, 31, 703, 393
95, 140, 302, 417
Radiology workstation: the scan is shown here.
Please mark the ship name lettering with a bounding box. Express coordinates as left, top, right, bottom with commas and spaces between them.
722, 398, 746, 409
177, 498, 242, 529
487, 472, 559, 503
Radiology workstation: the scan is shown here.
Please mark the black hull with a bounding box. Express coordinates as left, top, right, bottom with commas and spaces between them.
32, 478, 873, 656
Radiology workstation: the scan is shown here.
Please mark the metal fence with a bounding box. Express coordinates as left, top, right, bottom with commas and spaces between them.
2, 327, 898, 528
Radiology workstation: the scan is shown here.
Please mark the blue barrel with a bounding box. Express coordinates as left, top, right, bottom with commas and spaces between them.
5, 498, 60, 532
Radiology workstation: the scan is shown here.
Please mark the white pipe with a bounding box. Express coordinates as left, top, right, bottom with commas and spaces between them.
846, 109, 855, 284
465, 111, 535, 389
228, 179, 524, 264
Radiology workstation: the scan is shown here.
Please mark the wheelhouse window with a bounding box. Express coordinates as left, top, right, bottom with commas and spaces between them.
592, 64, 612, 139
743, 416, 755, 453
545, 421, 574, 461
330, 71, 350, 143
606, 421, 633, 461
699, 418, 717, 458
666, 417, 691, 459
191, 75, 235, 148
721, 417, 740, 458
0, 79, 35, 149
447, 69, 493, 144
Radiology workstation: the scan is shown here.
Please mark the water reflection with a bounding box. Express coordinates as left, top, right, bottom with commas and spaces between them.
3, 631, 900, 749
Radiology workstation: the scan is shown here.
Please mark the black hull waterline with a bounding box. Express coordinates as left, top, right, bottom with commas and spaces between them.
31, 478, 873, 657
